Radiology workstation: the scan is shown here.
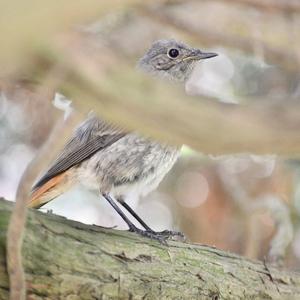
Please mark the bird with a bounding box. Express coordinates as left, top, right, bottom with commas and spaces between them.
28, 39, 217, 241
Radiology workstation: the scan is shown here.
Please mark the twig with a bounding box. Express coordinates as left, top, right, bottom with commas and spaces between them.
217, 159, 293, 264
137, 4, 299, 71
251, 194, 293, 265
218, 0, 300, 14
165, 0, 300, 14
6, 91, 84, 299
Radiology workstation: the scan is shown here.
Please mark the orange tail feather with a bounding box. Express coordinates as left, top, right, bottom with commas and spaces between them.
28, 172, 72, 208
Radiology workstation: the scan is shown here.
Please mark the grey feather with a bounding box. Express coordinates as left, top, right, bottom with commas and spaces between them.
32, 39, 217, 199
32, 116, 126, 190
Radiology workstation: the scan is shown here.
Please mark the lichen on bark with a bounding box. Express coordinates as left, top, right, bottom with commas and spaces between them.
0, 198, 299, 300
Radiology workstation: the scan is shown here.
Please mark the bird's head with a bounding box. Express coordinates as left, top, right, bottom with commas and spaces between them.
138, 39, 218, 82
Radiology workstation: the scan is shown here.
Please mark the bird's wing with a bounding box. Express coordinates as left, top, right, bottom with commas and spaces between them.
32, 115, 126, 190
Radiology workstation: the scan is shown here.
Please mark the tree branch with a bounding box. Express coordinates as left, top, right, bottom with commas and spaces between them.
137, 4, 299, 72
6, 96, 84, 300
168, 0, 300, 14
0, 198, 299, 299
0, 0, 160, 73
217, 0, 300, 14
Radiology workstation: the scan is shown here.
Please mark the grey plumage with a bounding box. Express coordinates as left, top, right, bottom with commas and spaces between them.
77, 117, 180, 199
32, 117, 126, 190
30, 39, 217, 227
138, 39, 217, 82
33, 114, 180, 202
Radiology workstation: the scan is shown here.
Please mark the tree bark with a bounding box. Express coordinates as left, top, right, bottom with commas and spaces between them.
0, 199, 299, 299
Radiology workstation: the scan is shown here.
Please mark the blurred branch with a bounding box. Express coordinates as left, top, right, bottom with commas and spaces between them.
2, 81, 54, 300
251, 195, 293, 264
217, 162, 293, 264
0, 0, 160, 74
30, 33, 300, 156
137, 5, 299, 72
1, 1, 299, 74
1, 198, 300, 299
6, 32, 300, 156
219, 0, 300, 14
166, 0, 300, 14
6, 86, 84, 300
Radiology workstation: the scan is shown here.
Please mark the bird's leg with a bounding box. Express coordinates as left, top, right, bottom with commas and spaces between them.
118, 198, 185, 241
102, 193, 168, 243
118, 200, 152, 231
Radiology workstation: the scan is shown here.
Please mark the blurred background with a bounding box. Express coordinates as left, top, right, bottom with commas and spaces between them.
1, 0, 300, 267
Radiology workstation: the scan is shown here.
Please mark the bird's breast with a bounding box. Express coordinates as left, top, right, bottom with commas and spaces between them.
77, 134, 180, 197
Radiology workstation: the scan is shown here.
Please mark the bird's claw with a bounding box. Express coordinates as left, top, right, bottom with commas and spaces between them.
129, 226, 185, 244
155, 230, 186, 242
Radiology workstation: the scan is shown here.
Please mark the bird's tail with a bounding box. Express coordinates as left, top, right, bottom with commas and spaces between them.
28, 171, 73, 208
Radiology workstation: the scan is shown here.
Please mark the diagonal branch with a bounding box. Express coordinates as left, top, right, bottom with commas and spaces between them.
40, 34, 300, 156
137, 5, 299, 72
6, 98, 84, 299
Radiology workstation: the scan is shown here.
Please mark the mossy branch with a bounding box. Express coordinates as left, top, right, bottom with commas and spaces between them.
0, 198, 299, 299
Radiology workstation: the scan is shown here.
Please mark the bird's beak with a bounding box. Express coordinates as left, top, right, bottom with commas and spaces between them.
184, 50, 218, 61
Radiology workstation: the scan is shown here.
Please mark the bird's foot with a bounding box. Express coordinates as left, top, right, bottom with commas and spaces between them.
128, 225, 185, 244
129, 225, 168, 244
154, 230, 186, 242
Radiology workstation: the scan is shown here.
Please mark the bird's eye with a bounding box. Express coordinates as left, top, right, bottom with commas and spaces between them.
168, 48, 179, 59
